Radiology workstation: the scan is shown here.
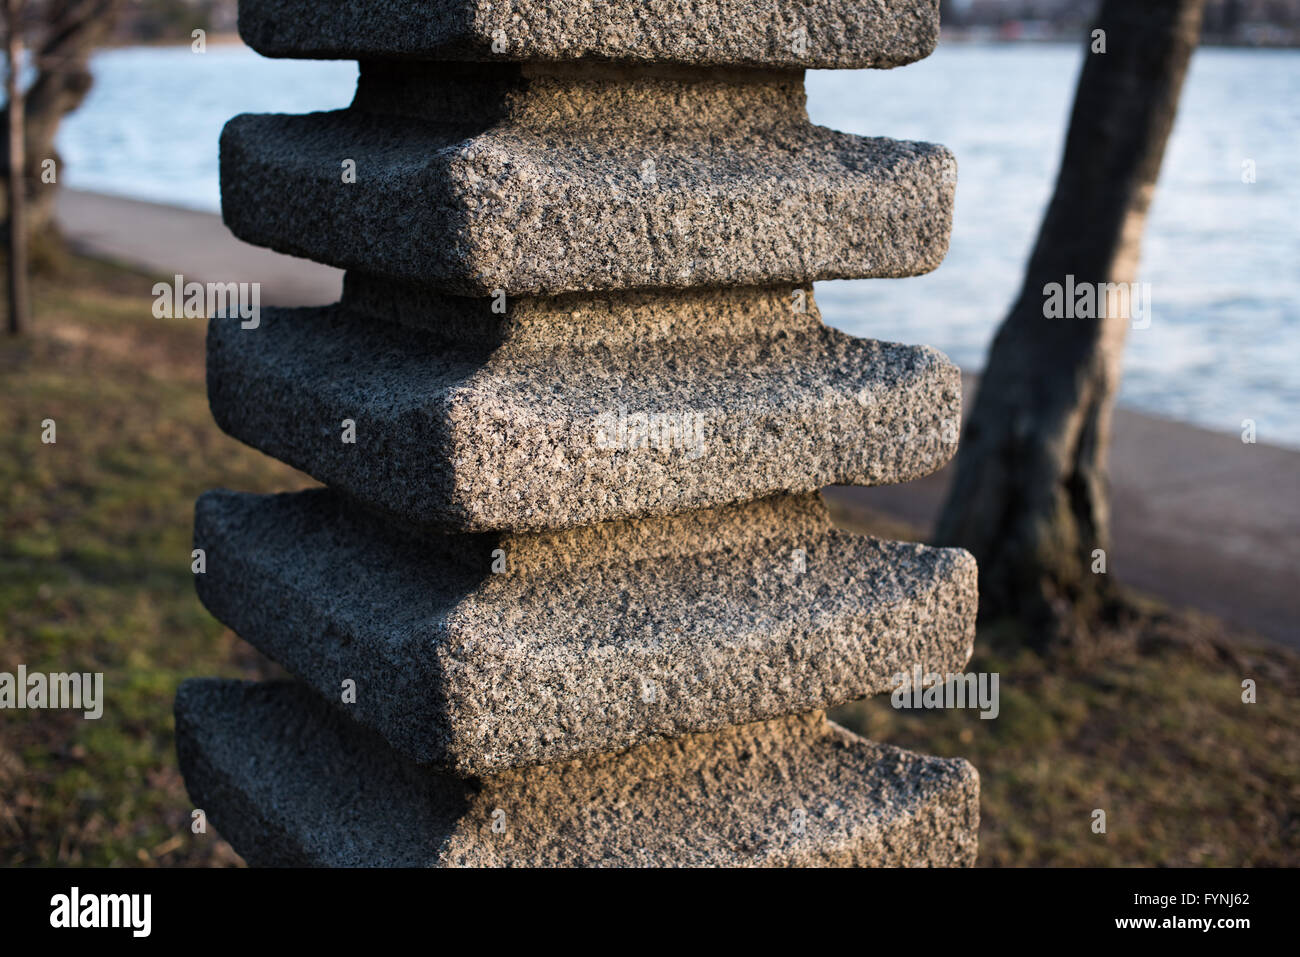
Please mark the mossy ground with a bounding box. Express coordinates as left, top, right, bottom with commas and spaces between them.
2, 255, 301, 865
2, 255, 1296, 866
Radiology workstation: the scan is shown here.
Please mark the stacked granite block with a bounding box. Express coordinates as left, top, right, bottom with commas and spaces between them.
175, 0, 981, 866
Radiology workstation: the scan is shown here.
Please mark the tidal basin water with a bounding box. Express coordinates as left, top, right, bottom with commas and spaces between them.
58, 43, 1300, 446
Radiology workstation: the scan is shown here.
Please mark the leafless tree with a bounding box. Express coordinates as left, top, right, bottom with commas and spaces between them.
935, 0, 1208, 643
4, 0, 123, 333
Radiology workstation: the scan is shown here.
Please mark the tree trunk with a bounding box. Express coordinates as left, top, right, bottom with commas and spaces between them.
934, 0, 1207, 643
5, 0, 27, 335
1, 0, 120, 240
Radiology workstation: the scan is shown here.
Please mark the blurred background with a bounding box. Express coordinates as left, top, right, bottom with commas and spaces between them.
2, 0, 1298, 866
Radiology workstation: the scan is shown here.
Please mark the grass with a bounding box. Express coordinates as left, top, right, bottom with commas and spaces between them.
2, 253, 1297, 866
827, 512, 1300, 866
1, 255, 304, 866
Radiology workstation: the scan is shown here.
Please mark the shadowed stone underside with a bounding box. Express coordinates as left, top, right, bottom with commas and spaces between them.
176, 679, 979, 867
206, 286, 962, 531
193, 488, 977, 774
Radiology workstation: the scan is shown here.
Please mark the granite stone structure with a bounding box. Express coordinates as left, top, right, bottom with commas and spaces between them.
176, 0, 981, 866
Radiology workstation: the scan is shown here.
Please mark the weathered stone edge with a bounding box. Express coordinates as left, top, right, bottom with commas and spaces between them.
206, 309, 962, 532
219, 112, 956, 294
238, 0, 940, 70
192, 487, 978, 773
175, 678, 980, 867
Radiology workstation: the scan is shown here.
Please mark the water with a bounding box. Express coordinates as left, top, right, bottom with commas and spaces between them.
57, 43, 1300, 446
808, 45, 1300, 449
57, 47, 358, 211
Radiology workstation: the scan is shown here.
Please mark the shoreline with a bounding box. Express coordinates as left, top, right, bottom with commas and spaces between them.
54, 187, 1300, 648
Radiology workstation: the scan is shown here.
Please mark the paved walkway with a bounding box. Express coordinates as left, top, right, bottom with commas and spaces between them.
56, 188, 342, 307
57, 188, 1299, 648
826, 377, 1300, 648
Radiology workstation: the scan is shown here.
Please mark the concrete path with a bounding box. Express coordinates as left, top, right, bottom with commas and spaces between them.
57, 188, 1299, 648
56, 188, 342, 307
826, 378, 1300, 648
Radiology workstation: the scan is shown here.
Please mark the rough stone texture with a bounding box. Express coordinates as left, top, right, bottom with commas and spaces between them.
238, 0, 941, 70
176, 679, 979, 867
193, 487, 977, 774
207, 285, 961, 531
179, 0, 980, 867
220, 62, 956, 294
